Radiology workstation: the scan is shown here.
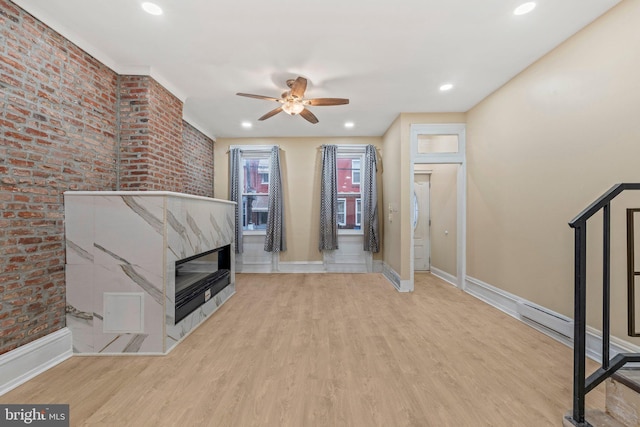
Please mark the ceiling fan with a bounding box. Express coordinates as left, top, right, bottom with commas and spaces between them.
236, 76, 349, 124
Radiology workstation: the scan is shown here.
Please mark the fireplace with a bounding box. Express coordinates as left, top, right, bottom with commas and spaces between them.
175, 244, 231, 324
64, 191, 236, 354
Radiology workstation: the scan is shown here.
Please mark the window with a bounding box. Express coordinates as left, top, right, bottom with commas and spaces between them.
416, 134, 459, 154
355, 198, 361, 226
352, 159, 361, 185
337, 199, 346, 226
337, 150, 363, 231
241, 151, 271, 231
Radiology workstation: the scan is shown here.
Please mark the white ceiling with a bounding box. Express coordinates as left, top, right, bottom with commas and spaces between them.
14, 0, 620, 139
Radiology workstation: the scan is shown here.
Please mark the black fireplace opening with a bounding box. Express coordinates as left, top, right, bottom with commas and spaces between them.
174, 244, 231, 324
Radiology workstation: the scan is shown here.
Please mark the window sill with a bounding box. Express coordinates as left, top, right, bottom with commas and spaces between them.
338, 229, 364, 236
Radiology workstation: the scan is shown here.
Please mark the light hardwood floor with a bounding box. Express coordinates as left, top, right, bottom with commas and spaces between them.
1, 273, 604, 426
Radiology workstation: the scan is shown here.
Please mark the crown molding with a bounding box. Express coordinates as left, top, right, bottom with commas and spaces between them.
13, 1, 187, 103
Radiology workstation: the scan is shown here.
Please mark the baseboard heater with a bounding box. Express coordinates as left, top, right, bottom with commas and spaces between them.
516, 301, 574, 339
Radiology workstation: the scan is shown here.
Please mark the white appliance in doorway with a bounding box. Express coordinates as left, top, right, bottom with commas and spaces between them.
413, 173, 431, 271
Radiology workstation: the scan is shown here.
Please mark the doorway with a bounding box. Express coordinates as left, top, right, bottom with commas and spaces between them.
413, 172, 431, 271
410, 123, 466, 290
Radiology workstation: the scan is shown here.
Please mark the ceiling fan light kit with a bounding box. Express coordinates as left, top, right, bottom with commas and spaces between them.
282, 99, 305, 115
237, 76, 349, 124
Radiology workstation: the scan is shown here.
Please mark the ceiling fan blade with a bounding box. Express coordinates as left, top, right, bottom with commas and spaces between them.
289, 77, 307, 99
305, 98, 350, 106
236, 93, 282, 103
258, 107, 283, 121
299, 108, 319, 124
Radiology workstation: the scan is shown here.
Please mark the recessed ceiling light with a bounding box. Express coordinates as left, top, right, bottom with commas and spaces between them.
241, 121, 252, 129
344, 122, 355, 129
141, 2, 163, 15
439, 83, 454, 91
514, 2, 536, 15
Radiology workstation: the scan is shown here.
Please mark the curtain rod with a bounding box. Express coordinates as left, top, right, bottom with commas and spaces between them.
316, 144, 379, 150
225, 145, 281, 153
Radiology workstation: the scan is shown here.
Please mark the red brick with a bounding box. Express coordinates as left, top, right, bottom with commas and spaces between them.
18, 237, 42, 245
27, 324, 48, 336
0, 0, 215, 356
2, 318, 16, 328
17, 211, 44, 219
0, 325, 21, 338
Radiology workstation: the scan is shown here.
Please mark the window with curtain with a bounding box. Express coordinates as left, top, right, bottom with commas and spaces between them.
319, 145, 338, 251
337, 150, 364, 231
362, 144, 379, 253
241, 152, 270, 231
319, 144, 378, 254
231, 145, 286, 256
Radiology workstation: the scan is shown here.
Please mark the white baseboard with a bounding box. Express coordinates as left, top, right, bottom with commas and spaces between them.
237, 260, 384, 274
430, 267, 457, 287
383, 263, 400, 290
464, 275, 640, 363
236, 263, 273, 273
372, 260, 383, 273
277, 261, 325, 273
465, 276, 521, 319
325, 263, 369, 273
586, 325, 640, 364
399, 279, 414, 292
383, 263, 413, 292
323, 246, 374, 273
0, 328, 72, 396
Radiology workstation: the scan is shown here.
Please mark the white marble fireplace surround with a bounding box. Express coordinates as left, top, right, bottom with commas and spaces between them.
64, 191, 236, 354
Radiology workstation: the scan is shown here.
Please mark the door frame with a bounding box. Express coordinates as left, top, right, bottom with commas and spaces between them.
410, 123, 466, 290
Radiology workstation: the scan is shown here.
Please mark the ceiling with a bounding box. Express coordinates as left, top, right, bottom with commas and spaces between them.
14, 0, 620, 139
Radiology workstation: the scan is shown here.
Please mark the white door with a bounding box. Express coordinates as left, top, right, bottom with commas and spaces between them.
413, 175, 431, 271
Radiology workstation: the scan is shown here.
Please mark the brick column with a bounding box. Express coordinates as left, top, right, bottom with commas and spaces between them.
183, 121, 214, 197
118, 76, 184, 192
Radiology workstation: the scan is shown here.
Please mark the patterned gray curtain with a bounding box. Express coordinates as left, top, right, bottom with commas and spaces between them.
229, 148, 243, 254
363, 144, 380, 253
264, 146, 286, 252
319, 145, 338, 251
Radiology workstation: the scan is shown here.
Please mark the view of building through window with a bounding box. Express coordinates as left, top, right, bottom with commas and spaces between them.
337, 155, 362, 230
242, 155, 270, 231
239, 148, 363, 233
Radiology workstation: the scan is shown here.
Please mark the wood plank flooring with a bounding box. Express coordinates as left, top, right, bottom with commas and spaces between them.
0, 273, 604, 426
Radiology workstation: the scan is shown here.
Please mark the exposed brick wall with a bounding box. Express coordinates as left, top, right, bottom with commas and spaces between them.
182, 121, 214, 197
148, 79, 184, 192
118, 76, 185, 192
0, 0, 118, 354
118, 75, 152, 190
1, 0, 217, 356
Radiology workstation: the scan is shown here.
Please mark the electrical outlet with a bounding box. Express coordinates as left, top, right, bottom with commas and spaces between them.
205, 288, 211, 302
